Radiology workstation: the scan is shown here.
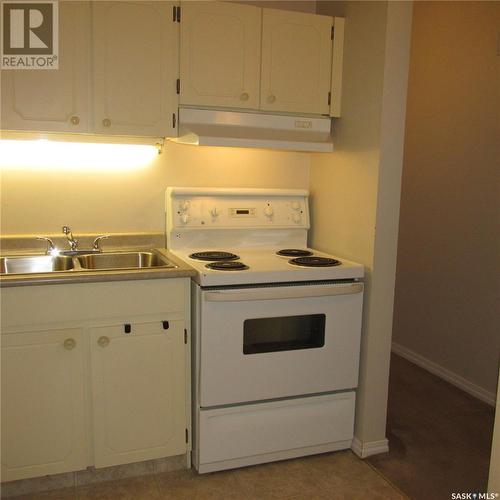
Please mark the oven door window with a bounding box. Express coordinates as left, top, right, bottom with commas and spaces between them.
243, 314, 326, 354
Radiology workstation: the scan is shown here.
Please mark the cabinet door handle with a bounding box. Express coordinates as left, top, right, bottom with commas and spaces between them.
70, 116, 80, 125
267, 94, 276, 103
63, 338, 76, 350
102, 118, 111, 127
240, 92, 249, 101
97, 336, 110, 348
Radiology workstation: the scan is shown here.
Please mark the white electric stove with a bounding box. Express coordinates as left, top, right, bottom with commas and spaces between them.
166, 187, 364, 474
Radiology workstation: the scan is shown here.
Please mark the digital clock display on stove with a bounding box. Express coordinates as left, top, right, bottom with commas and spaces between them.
229, 208, 256, 217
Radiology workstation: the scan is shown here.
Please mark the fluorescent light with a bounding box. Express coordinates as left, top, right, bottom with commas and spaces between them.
0, 139, 157, 171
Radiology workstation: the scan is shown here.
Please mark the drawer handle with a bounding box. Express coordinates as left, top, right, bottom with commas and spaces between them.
97, 336, 110, 348
102, 118, 111, 127
63, 338, 76, 350
124, 324, 131, 334
240, 92, 249, 101
162, 321, 169, 330
70, 116, 80, 125
267, 94, 276, 103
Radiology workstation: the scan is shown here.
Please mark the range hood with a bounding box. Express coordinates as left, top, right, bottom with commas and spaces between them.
171, 108, 334, 152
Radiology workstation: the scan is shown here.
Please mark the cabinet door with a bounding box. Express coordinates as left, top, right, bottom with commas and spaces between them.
180, 1, 261, 110
330, 17, 345, 117
92, 1, 179, 137
260, 9, 333, 115
1, 328, 87, 481
90, 319, 187, 468
0, 1, 90, 133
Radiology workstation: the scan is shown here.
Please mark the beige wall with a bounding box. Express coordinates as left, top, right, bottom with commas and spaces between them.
392, 1, 500, 397
310, 0, 412, 450
0, 142, 309, 234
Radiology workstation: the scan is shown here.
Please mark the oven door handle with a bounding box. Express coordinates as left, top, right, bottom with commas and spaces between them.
203, 282, 363, 302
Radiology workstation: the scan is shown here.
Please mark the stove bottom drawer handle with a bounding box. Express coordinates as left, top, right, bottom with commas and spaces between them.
204, 283, 363, 302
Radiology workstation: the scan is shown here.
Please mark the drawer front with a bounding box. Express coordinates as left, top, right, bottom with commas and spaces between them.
1, 278, 188, 328
199, 392, 355, 465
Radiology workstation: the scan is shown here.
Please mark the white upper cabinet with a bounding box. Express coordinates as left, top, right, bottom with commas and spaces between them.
260, 9, 333, 115
92, 1, 179, 137
179, 2, 338, 117
330, 17, 345, 118
180, 2, 261, 110
0, 1, 90, 133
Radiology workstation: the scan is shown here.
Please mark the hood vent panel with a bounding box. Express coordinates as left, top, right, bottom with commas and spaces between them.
171, 108, 334, 153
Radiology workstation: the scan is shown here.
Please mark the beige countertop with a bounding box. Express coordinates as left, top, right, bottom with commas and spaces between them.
0, 248, 197, 288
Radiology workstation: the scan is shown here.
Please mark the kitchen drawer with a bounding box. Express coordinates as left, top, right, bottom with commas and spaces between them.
199, 392, 355, 466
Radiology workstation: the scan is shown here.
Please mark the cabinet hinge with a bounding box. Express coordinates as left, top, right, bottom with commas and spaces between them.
328, 92, 331, 106
184, 328, 187, 344
172, 113, 176, 129
331, 25, 334, 40
176, 78, 180, 95
185, 428, 189, 443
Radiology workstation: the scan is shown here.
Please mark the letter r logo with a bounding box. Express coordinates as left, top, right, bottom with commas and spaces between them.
2, 3, 54, 54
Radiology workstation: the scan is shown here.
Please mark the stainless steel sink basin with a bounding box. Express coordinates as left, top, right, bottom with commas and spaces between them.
0, 250, 177, 276
0, 255, 74, 274
76, 252, 175, 271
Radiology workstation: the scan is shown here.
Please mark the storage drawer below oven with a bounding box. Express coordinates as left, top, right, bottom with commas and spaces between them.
198, 392, 355, 472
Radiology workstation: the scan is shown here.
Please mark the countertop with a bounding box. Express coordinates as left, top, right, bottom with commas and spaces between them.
0, 248, 197, 288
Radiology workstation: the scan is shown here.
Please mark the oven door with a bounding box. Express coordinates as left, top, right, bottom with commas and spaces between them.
198, 281, 363, 407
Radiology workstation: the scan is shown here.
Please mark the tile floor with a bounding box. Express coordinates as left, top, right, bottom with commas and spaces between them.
6, 451, 406, 500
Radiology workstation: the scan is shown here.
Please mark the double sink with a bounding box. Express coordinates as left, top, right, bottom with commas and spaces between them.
0, 251, 177, 275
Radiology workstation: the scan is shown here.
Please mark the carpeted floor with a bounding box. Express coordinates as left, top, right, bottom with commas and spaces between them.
368, 354, 495, 500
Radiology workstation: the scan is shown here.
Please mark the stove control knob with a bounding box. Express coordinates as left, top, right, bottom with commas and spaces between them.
264, 206, 274, 219
210, 207, 219, 218
291, 201, 300, 211
180, 213, 190, 225
179, 200, 190, 213
292, 212, 302, 224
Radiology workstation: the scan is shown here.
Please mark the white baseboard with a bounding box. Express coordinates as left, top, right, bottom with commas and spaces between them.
392, 342, 496, 406
351, 437, 389, 459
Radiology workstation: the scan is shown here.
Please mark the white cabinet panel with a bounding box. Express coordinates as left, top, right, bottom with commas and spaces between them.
330, 17, 345, 117
92, 1, 179, 136
1, 328, 87, 481
260, 9, 332, 115
90, 319, 187, 468
180, 1, 261, 110
0, 1, 90, 133
0, 279, 190, 480
199, 392, 355, 465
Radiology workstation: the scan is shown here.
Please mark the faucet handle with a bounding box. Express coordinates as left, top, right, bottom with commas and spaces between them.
93, 235, 109, 252
36, 236, 56, 255
62, 225, 78, 251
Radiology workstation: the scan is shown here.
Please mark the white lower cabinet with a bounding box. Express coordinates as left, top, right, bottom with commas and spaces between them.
90, 320, 187, 468
1, 328, 87, 481
0, 279, 190, 482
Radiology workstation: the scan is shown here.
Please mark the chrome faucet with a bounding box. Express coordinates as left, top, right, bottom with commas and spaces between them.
62, 226, 78, 251
36, 236, 56, 255
93, 235, 109, 252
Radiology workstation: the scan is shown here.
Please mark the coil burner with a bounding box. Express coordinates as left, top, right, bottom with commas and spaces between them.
205, 261, 249, 271
289, 256, 341, 267
190, 251, 239, 261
